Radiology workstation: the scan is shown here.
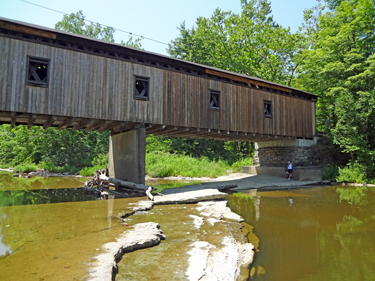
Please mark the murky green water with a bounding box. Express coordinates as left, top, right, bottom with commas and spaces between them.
227, 186, 375, 281
1, 170, 375, 281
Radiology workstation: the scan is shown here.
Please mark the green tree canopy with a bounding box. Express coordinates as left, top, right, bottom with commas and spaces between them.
297, 0, 375, 178
168, 0, 306, 85
55, 10, 143, 49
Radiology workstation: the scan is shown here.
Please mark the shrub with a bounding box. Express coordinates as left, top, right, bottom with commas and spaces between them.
336, 163, 367, 183
322, 166, 339, 181
231, 158, 253, 172
14, 163, 38, 173
80, 165, 106, 176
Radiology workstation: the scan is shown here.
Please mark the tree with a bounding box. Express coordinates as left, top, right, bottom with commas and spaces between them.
297, 0, 375, 178
168, 0, 306, 86
55, 10, 143, 49
55, 10, 116, 42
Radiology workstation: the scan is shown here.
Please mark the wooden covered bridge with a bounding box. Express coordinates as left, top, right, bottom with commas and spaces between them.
0, 17, 318, 183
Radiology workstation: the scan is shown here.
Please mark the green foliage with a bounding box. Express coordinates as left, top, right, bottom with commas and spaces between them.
80, 165, 106, 176
14, 163, 38, 173
0, 125, 109, 172
146, 135, 253, 165
91, 154, 108, 167
146, 151, 230, 178
168, 0, 307, 85
336, 163, 368, 183
297, 0, 375, 180
231, 158, 253, 172
55, 10, 116, 42
322, 165, 339, 181
231, 192, 254, 203
151, 181, 201, 193
55, 10, 143, 48
146, 135, 173, 153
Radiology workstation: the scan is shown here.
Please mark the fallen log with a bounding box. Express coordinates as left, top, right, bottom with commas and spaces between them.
217, 184, 238, 191
98, 174, 148, 191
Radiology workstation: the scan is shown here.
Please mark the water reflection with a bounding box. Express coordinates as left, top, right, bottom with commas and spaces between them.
227, 186, 375, 281
0, 188, 99, 206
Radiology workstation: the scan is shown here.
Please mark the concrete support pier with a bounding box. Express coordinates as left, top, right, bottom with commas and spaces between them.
108, 128, 146, 184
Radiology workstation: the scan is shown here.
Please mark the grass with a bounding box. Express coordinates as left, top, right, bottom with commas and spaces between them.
80, 165, 107, 176
151, 181, 202, 193
232, 192, 254, 201
4, 151, 254, 179
146, 152, 230, 178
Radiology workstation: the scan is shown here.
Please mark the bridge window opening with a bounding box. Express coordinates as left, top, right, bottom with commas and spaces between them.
134, 76, 150, 100
26, 57, 49, 86
264, 100, 272, 118
209, 90, 220, 110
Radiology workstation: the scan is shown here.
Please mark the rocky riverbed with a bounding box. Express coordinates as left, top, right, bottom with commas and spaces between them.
87, 189, 255, 281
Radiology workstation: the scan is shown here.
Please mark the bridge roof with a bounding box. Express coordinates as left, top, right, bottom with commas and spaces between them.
0, 17, 316, 100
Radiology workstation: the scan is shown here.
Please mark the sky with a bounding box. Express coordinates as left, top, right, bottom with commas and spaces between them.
0, 0, 319, 55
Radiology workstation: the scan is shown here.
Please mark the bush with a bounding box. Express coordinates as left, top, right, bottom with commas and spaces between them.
322, 166, 339, 181
80, 165, 106, 176
14, 163, 38, 173
336, 163, 367, 183
231, 158, 253, 172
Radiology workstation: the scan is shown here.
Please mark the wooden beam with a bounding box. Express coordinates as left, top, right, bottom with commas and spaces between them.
43, 116, 56, 130
0, 21, 56, 39
86, 120, 104, 131
205, 69, 292, 93
151, 126, 179, 136
111, 122, 135, 134
27, 114, 37, 129
72, 119, 92, 131
10, 112, 17, 128
98, 121, 120, 133
146, 124, 168, 134
58, 117, 76, 130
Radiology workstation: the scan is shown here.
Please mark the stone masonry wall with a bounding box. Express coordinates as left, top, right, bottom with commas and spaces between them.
253, 138, 348, 167
253, 146, 323, 167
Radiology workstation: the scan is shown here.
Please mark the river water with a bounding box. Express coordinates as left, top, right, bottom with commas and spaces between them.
227, 186, 375, 281
1, 171, 375, 280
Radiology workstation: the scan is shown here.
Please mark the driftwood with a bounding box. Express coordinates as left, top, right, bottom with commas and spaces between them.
84, 168, 162, 200
84, 168, 109, 191
98, 174, 148, 191
146, 186, 157, 201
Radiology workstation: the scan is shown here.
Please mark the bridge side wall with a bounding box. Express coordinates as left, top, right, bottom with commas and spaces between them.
0, 36, 163, 124
162, 72, 314, 138
0, 35, 315, 139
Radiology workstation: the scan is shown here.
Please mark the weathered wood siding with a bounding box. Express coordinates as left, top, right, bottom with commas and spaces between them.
0, 35, 314, 138
162, 72, 313, 138
0, 36, 163, 124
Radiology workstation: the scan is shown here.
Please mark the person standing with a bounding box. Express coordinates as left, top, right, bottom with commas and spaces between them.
287, 160, 293, 180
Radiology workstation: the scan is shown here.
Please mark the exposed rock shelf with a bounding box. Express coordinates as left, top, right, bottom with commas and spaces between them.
87, 189, 255, 281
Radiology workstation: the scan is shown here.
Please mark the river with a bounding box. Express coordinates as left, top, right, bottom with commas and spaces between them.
0, 171, 375, 280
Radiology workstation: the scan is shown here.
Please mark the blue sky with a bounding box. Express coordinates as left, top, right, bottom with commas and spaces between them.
1, 0, 319, 55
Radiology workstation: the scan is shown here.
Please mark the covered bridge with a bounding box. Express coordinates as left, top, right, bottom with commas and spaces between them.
0, 17, 319, 183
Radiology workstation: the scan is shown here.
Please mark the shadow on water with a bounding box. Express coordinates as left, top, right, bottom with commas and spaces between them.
227, 186, 375, 281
